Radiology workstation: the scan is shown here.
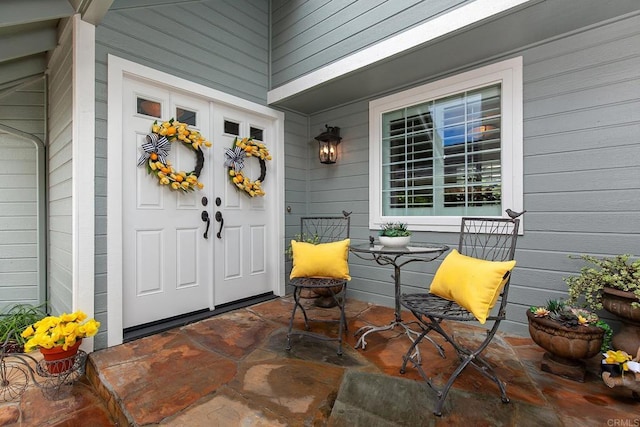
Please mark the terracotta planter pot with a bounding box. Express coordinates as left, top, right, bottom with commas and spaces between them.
526, 310, 604, 381
39, 339, 82, 374
312, 285, 345, 308
601, 287, 640, 355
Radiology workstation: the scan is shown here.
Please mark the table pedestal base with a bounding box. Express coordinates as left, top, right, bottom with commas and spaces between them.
354, 320, 445, 362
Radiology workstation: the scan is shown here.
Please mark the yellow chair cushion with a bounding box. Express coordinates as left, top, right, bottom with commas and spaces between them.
290, 238, 351, 280
429, 249, 516, 324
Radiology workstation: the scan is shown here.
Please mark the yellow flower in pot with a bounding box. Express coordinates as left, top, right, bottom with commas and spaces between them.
21, 311, 100, 374
21, 311, 100, 352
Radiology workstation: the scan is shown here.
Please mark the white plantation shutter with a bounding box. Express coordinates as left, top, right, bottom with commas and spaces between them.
382, 84, 502, 217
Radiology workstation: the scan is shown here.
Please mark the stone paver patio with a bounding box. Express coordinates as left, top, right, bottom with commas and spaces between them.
1, 296, 638, 426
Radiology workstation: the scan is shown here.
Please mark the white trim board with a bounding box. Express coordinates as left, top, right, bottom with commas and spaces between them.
267, 0, 534, 105
107, 55, 285, 347
72, 14, 96, 351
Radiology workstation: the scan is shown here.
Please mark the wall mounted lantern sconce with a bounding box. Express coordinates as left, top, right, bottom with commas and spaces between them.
315, 125, 342, 164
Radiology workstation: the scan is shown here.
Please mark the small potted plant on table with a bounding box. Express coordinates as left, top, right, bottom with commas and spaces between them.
378, 222, 412, 248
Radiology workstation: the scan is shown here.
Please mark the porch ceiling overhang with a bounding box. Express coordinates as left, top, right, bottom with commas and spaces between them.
0, 0, 113, 94
268, 0, 640, 115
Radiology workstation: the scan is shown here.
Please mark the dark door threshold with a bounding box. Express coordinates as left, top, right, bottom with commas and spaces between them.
123, 292, 277, 342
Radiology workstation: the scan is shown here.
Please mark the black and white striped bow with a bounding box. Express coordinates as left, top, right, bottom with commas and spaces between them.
137, 133, 171, 166
224, 146, 246, 172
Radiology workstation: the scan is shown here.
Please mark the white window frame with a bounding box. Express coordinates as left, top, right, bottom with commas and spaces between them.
369, 57, 524, 233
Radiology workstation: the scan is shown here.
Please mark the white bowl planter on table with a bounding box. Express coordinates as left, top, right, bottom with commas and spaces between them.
378, 236, 411, 248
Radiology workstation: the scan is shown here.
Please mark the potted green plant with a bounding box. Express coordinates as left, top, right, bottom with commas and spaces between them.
565, 254, 640, 354
0, 303, 47, 353
526, 299, 610, 382
285, 233, 320, 260
378, 222, 412, 247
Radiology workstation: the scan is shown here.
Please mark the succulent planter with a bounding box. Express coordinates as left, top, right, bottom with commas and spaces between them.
526, 310, 604, 382
379, 236, 411, 248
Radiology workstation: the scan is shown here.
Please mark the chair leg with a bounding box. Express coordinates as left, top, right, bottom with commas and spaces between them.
399, 313, 509, 416
460, 325, 510, 404
469, 354, 509, 403
287, 285, 348, 356
400, 328, 427, 374
286, 288, 300, 351
329, 285, 346, 356
428, 318, 509, 415
339, 286, 348, 335
433, 344, 508, 416
293, 286, 310, 329
287, 286, 309, 351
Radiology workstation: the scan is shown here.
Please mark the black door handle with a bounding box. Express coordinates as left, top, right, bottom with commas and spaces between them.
215, 211, 223, 239
201, 210, 210, 239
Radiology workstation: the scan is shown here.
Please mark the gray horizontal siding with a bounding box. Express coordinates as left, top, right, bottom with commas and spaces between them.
98, 0, 269, 105
0, 79, 45, 143
0, 136, 40, 310
271, 0, 471, 87
283, 110, 309, 289
0, 75, 45, 309
302, 12, 640, 337
284, 112, 309, 228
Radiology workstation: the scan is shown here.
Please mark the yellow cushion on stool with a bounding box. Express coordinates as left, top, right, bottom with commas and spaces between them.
290, 238, 351, 280
429, 249, 516, 324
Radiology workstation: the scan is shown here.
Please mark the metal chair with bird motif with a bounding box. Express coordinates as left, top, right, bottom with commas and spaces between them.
286, 216, 351, 355
399, 216, 521, 416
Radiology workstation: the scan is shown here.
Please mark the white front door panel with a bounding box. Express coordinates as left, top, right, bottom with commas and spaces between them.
213, 104, 273, 305
122, 78, 212, 328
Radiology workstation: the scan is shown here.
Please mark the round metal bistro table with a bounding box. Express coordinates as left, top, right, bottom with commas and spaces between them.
350, 242, 449, 359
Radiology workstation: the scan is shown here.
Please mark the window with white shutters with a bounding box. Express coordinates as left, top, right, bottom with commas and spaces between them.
370, 58, 523, 232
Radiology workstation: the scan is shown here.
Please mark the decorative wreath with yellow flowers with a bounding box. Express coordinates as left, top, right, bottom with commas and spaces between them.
224, 137, 272, 197
137, 119, 212, 192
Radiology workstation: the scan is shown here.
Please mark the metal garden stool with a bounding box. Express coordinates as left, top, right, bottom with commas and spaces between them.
399, 216, 521, 416
286, 216, 350, 355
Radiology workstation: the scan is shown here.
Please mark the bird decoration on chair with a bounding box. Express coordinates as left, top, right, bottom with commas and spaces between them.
342, 210, 352, 217
505, 209, 526, 219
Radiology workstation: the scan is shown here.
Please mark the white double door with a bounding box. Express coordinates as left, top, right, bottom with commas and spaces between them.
122, 77, 274, 328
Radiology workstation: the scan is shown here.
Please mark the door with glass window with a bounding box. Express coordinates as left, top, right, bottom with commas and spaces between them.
212, 104, 273, 305
121, 77, 276, 328
122, 77, 213, 328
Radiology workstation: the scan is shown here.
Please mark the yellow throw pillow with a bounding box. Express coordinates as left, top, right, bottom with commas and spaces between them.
429, 249, 516, 324
290, 238, 351, 280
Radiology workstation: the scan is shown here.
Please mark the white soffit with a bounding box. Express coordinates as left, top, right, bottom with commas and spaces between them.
267, 0, 534, 107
